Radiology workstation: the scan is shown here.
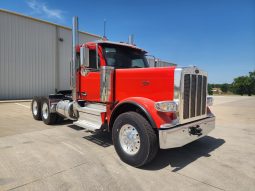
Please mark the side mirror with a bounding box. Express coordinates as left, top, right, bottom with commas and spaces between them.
80, 46, 89, 67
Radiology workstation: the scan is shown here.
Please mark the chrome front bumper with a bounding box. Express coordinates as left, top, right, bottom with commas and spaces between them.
158, 117, 215, 149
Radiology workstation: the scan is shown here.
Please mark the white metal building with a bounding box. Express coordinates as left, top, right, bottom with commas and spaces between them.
147, 58, 176, 67
0, 9, 101, 100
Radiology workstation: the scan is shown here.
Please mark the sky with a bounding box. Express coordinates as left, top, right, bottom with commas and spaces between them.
1, 0, 255, 83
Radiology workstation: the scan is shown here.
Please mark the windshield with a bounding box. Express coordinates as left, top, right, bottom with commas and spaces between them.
102, 44, 149, 69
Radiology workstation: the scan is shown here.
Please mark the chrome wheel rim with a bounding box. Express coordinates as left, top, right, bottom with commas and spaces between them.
119, 124, 141, 155
42, 103, 49, 119
32, 101, 38, 116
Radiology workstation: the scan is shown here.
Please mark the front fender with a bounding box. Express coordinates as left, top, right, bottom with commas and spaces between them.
110, 97, 174, 129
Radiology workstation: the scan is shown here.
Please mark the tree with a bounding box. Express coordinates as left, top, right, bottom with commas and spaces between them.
221, 83, 229, 93
249, 71, 255, 94
208, 71, 255, 96
208, 84, 213, 95
232, 72, 255, 96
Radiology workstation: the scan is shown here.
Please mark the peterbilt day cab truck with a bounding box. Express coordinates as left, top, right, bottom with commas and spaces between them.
31, 17, 215, 167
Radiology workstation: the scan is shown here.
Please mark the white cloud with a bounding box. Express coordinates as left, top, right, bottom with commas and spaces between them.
27, 0, 64, 20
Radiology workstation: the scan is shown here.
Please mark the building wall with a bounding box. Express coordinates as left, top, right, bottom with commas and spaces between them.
0, 10, 101, 100
57, 28, 100, 91
147, 57, 176, 67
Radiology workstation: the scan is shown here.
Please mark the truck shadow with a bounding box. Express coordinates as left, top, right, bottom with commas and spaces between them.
82, 131, 112, 147
67, 124, 113, 147
142, 136, 225, 171
66, 124, 225, 171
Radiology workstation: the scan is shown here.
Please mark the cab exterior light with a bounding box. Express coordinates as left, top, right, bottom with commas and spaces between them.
207, 96, 213, 106
155, 101, 178, 112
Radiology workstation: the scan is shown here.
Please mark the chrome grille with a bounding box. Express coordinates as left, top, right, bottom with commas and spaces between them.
183, 74, 207, 119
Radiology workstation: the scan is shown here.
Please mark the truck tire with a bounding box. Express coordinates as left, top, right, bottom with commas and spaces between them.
41, 98, 58, 125
56, 115, 64, 123
112, 112, 158, 167
31, 97, 42, 120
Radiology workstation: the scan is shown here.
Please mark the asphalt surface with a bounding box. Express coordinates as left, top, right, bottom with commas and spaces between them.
0, 96, 254, 191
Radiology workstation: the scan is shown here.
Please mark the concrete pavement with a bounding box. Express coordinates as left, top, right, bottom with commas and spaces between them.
0, 96, 254, 191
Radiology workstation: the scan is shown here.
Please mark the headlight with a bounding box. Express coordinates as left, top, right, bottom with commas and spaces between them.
155, 101, 178, 112
207, 96, 213, 106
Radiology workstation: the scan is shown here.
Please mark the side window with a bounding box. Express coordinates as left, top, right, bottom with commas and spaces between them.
132, 59, 145, 68
104, 47, 116, 67
89, 50, 97, 69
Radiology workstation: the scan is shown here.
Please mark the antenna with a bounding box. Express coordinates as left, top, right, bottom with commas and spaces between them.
103, 19, 107, 39
128, 34, 134, 45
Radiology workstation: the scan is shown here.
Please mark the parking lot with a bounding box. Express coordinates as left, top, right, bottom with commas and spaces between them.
0, 96, 254, 191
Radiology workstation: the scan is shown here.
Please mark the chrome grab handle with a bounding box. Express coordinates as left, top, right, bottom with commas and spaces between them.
80, 67, 100, 76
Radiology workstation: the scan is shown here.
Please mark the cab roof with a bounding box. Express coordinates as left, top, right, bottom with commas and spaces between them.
85, 40, 147, 53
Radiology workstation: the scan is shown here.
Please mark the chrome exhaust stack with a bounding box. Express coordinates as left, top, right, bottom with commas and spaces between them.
54, 17, 81, 120
71, 16, 79, 101
56, 17, 79, 120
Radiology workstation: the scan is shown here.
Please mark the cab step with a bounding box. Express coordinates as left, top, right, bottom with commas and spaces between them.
73, 103, 106, 131
73, 120, 102, 131
81, 103, 106, 114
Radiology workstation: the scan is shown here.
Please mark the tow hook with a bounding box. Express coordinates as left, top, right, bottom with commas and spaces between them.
189, 125, 202, 136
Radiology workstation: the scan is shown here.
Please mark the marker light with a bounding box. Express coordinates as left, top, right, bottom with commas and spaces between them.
155, 101, 178, 112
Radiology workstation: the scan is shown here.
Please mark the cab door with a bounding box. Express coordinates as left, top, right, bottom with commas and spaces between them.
79, 47, 101, 102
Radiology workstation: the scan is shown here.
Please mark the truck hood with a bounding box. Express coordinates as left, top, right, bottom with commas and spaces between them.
115, 67, 175, 102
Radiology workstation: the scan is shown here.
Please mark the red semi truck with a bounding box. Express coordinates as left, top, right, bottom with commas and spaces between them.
31, 17, 215, 167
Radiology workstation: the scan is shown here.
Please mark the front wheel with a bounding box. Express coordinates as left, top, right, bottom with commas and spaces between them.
112, 112, 158, 167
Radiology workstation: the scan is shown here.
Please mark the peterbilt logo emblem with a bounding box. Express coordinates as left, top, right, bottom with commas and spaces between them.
142, 80, 150, 86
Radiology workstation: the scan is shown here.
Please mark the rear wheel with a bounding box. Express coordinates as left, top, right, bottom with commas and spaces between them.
112, 112, 158, 167
41, 98, 58, 125
31, 97, 42, 120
